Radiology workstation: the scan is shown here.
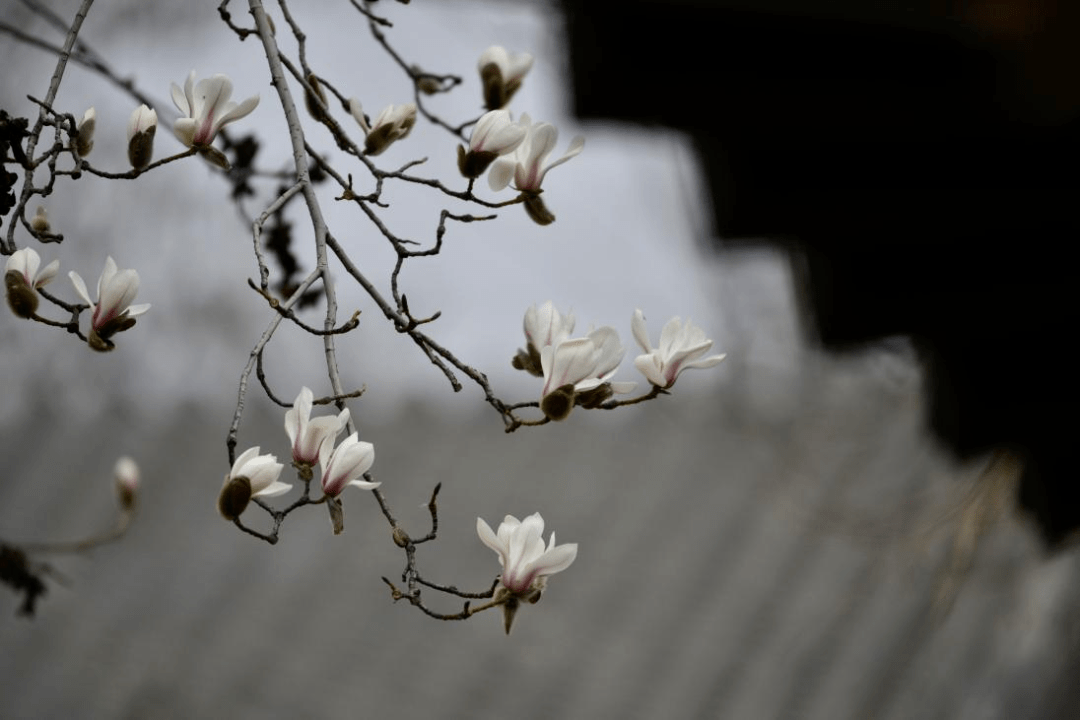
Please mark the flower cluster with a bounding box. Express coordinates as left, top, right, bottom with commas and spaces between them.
477, 512, 577, 633
512, 303, 725, 420
69, 256, 150, 352
219, 388, 378, 525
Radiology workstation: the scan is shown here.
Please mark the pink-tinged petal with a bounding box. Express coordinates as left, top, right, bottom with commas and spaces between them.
97, 256, 118, 304
487, 158, 516, 192
97, 269, 139, 325
539, 135, 585, 183
68, 271, 94, 307
346, 478, 380, 491
170, 80, 191, 117
634, 353, 667, 387
657, 316, 684, 357
631, 309, 653, 354
348, 98, 370, 134
608, 380, 638, 394
231, 446, 262, 478
477, 517, 506, 558
253, 479, 292, 498
123, 303, 151, 318
542, 337, 601, 396
685, 353, 727, 371
173, 118, 197, 148
530, 543, 577, 577
214, 94, 259, 132
35, 259, 60, 288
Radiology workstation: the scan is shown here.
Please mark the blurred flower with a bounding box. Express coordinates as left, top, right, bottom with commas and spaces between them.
348, 100, 416, 156
319, 432, 379, 498
478, 45, 533, 110
512, 301, 575, 377
74, 107, 95, 156
127, 104, 157, 169
4, 247, 58, 318
114, 456, 139, 511
539, 327, 635, 420
285, 386, 350, 469
477, 512, 577, 634
488, 114, 584, 225
218, 446, 290, 521
68, 256, 150, 351
171, 71, 259, 148
457, 109, 526, 179
631, 309, 726, 388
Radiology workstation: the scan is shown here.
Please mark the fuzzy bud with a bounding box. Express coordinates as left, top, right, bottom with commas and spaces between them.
457, 145, 499, 179
5, 271, 37, 318
30, 206, 50, 233
198, 145, 231, 170
523, 194, 555, 226
303, 74, 329, 123
540, 384, 576, 421
217, 476, 252, 521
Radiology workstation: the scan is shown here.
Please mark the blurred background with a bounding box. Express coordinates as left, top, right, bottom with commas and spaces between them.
1, 1, 1078, 718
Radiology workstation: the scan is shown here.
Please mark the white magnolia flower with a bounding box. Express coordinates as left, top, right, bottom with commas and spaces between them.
539, 327, 635, 420
68, 256, 150, 351
75, 107, 96, 156
127, 104, 157, 169
348, 99, 416, 156
218, 446, 290, 520
488, 114, 584, 193
171, 71, 259, 147
488, 114, 584, 225
114, 456, 139, 510
5, 247, 59, 318
319, 432, 379, 498
512, 301, 575, 376
631, 309, 726, 388
477, 512, 577, 595
458, 110, 527, 179
5, 247, 59, 290
478, 45, 534, 110
284, 386, 350, 467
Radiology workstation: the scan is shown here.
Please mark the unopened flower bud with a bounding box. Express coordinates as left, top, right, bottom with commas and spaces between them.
304, 74, 329, 123
457, 145, 499, 179
218, 446, 289, 521
127, 105, 157, 170
540, 384, 576, 421
30, 206, 50, 233
511, 344, 543, 376
114, 456, 139, 510
477, 46, 533, 111
74, 107, 96, 156
5, 271, 37, 318
411, 66, 441, 95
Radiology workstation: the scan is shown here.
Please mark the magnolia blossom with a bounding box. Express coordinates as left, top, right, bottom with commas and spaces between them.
319, 432, 379, 498
74, 107, 95, 156
349, 99, 416, 156
4, 247, 59, 318
69, 256, 150, 351
632, 309, 726, 388
127, 104, 157, 169
488, 114, 584, 225
114, 456, 139, 510
539, 327, 635, 420
512, 301, 575, 376
457, 109, 527, 179
285, 386, 350, 468
477, 512, 577, 633
478, 45, 534, 110
218, 447, 290, 520
171, 71, 259, 148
